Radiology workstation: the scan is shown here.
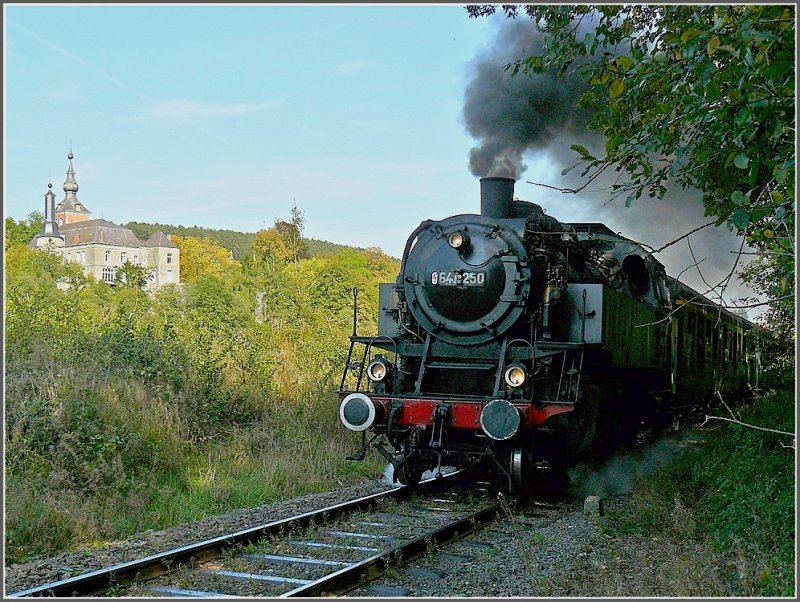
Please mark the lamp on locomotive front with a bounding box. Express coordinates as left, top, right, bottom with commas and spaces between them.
447, 229, 470, 252
504, 364, 527, 388
366, 357, 391, 382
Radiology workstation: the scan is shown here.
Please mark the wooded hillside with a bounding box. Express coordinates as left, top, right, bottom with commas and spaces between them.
4, 214, 397, 562
124, 220, 382, 260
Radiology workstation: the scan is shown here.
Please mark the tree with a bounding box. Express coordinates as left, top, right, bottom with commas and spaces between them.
114, 260, 155, 290
274, 204, 308, 263
467, 5, 795, 334
4, 212, 44, 250
250, 228, 293, 271
247, 206, 309, 274
171, 235, 236, 283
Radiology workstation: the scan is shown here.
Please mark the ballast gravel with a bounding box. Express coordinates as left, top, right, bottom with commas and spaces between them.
5, 481, 701, 597
4, 480, 391, 595
5, 476, 614, 598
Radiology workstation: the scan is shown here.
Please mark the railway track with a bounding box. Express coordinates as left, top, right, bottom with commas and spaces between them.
9, 472, 521, 598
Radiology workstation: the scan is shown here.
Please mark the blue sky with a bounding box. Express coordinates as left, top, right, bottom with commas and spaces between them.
4, 3, 754, 311
5, 4, 504, 256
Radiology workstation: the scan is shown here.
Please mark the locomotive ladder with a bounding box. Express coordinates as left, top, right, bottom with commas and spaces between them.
413, 334, 509, 398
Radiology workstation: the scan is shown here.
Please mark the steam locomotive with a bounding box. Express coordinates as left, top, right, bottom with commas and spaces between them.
338, 178, 761, 491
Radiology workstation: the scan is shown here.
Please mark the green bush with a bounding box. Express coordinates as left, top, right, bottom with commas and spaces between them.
4, 239, 396, 563
603, 388, 795, 596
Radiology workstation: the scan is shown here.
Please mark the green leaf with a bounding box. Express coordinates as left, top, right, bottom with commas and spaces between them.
731, 208, 750, 230
706, 80, 721, 101
734, 153, 750, 169
731, 191, 747, 206
570, 144, 590, 157
560, 162, 581, 176
584, 31, 596, 54
771, 191, 785, 204
707, 35, 721, 55
681, 28, 702, 43
616, 55, 634, 71
609, 79, 625, 99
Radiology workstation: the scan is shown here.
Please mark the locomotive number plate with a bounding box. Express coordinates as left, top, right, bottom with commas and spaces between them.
431, 271, 486, 286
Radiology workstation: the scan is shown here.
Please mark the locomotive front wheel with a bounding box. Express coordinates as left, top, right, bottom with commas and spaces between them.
395, 453, 423, 487
509, 447, 529, 493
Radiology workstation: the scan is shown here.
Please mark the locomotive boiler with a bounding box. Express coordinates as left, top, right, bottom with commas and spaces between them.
338, 177, 761, 491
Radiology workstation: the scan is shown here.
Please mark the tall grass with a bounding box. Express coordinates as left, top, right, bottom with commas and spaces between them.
5, 360, 383, 562
601, 388, 795, 596
4, 246, 395, 564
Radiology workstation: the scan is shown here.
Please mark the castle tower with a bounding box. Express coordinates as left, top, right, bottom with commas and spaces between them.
32, 183, 65, 249
55, 149, 91, 226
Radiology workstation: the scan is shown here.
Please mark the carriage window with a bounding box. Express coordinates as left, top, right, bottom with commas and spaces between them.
723, 326, 730, 361
622, 255, 650, 297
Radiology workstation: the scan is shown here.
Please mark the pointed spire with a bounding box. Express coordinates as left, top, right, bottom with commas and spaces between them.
63, 149, 79, 194
55, 147, 90, 221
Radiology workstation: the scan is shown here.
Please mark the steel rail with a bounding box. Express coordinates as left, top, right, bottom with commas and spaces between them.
280, 501, 502, 597
9, 473, 460, 598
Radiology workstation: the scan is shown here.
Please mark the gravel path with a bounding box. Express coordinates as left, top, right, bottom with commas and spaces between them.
348, 494, 607, 597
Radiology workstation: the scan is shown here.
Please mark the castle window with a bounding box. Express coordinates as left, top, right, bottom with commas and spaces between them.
102, 267, 116, 283
133, 255, 139, 265
166, 252, 173, 265
121, 251, 127, 263
105, 250, 112, 262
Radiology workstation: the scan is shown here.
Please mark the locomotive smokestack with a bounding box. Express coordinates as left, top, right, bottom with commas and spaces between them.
480, 177, 515, 219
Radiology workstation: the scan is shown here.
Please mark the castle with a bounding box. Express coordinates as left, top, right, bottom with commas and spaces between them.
28, 151, 180, 290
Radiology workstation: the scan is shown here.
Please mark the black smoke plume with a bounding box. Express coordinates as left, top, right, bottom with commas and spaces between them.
463, 19, 593, 179
462, 17, 754, 312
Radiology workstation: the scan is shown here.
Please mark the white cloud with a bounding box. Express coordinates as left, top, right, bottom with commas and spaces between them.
148, 98, 273, 119
332, 60, 370, 76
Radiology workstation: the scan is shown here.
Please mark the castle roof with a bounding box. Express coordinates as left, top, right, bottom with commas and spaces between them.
59, 219, 146, 248
142, 230, 178, 248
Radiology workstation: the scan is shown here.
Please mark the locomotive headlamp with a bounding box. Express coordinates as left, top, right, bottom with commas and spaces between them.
504, 364, 527, 388
366, 358, 391, 382
447, 230, 470, 250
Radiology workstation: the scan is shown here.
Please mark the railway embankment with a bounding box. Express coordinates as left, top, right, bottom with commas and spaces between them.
5, 388, 793, 597
545, 386, 795, 597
